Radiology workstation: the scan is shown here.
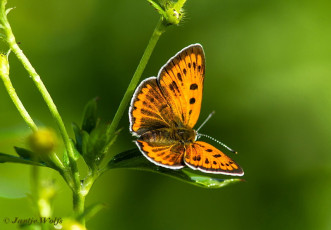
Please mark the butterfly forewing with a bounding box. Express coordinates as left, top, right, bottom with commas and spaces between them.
184, 141, 244, 176
158, 44, 205, 128
129, 77, 175, 136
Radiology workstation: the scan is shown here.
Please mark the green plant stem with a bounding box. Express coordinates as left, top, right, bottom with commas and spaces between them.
31, 164, 47, 230
107, 19, 167, 138
0, 70, 38, 132
74, 171, 100, 224
9, 41, 79, 182
0, 2, 82, 217
1, 11, 80, 190
73, 189, 86, 225
75, 19, 168, 221
8, 41, 83, 212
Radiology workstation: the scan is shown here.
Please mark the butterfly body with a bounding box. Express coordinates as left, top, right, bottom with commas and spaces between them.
139, 127, 196, 145
129, 44, 244, 176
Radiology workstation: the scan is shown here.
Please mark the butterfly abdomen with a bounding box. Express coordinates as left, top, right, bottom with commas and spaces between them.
139, 128, 177, 146
138, 127, 195, 145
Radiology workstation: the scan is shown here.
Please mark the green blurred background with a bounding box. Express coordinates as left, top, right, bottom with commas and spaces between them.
1, 0, 331, 229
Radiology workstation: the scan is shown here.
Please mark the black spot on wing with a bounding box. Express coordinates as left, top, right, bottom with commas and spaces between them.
169, 81, 180, 95
164, 68, 170, 75
189, 98, 196, 104
177, 73, 182, 81
193, 155, 201, 161
190, 83, 198, 90
172, 81, 179, 92
169, 83, 175, 92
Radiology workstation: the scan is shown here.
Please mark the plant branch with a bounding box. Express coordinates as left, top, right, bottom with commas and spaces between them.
9, 41, 80, 186
73, 190, 86, 225
0, 54, 38, 132
31, 164, 48, 230
0, 1, 80, 191
107, 19, 167, 138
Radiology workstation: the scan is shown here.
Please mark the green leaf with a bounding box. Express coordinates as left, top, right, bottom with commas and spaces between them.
73, 99, 121, 169
14, 146, 58, 169
14, 146, 34, 159
0, 152, 45, 166
84, 123, 113, 168
81, 130, 89, 155
72, 122, 89, 156
70, 139, 81, 161
147, 0, 167, 18
72, 122, 83, 153
82, 98, 98, 133
107, 149, 243, 188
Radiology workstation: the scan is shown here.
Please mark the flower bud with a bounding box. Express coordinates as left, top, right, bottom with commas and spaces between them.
148, 0, 185, 25
61, 219, 87, 230
165, 7, 183, 25
28, 128, 57, 155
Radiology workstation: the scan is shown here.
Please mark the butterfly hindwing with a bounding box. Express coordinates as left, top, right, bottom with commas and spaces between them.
184, 141, 244, 176
158, 44, 205, 128
136, 132, 185, 169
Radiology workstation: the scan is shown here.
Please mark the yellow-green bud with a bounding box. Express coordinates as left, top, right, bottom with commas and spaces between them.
165, 7, 183, 25
28, 128, 57, 155
61, 219, 87, 230
148, 0, 185, 25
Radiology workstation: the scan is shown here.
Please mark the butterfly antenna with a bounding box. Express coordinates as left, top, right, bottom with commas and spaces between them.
196, 111, 215, 132
197, 133, 238, 154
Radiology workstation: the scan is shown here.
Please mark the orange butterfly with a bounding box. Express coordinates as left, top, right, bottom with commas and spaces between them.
129, 44, 244, 176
